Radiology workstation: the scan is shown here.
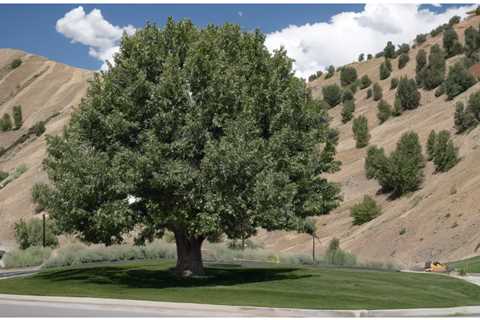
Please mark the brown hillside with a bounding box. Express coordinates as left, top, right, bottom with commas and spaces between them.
0, 49, 92, 251
257, 14, 480, 268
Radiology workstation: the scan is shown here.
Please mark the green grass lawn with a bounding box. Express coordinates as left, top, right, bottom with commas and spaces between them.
0, 260, 480, 310
450, 256, 480, 273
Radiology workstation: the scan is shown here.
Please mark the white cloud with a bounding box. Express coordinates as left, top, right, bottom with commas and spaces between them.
238, 11, 243, 17
56, 6, 135, 70
265, 4, 476, 79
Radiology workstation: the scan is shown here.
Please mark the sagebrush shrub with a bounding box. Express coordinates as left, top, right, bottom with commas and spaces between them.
352, 116, 370, 148
351, 195, 382, 225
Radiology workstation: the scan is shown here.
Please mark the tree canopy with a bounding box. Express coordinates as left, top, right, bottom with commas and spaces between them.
39, 20, 342, 276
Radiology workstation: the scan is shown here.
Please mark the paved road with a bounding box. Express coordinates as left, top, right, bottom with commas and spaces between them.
2, 294, 480, 317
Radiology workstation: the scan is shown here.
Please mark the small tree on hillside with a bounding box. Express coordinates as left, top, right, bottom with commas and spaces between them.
454, 101, 476, 133
423, 44, 446, 90
443, 27, 463, 58
340, 66, 358, 87
351, 195, 382, 225
432, 130, 459, 172
415, 49, 428, 87
352, 115, 370, 148
365, 146, 388, 180
449, 15, 461, 26
325, 65, 335, 79
416, 33, 427, 45
390, 78, 399, 90
342, 89, 354, 103
398, 53, 410, 69
464, 25, 480, 58
426, 130, 437, 161
384, 41, 396, 59
1, 114, 12, 132
341, 100, 355, 123
396, 77, 421, 110
380, 62, 391, 80
12, 105, 22, 130
445, 61, 477, 100
322, 84, 342, 107
360, 74, 372, 89
367, 54, 373, 60
367, 132, 425, 196
359, 53, 365, 62
377, 99, 392, 124
373, 83, 383, 101
393, 96, 402, 116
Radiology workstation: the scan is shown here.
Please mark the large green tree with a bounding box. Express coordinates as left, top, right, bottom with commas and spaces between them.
40, 20, 342, 276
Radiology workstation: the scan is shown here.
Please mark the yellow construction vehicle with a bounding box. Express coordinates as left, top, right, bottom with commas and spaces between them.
424, 261, 448, 273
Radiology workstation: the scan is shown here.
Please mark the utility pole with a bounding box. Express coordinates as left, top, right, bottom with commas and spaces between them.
42, 213, 46, 248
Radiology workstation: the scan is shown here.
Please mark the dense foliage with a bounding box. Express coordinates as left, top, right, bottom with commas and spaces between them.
373, 83, 383, 101
360, 74, 372, 89
14, 218, 58, 250
323, 83, 342, 107
351, 195, 382, 225
13, 105, 22, 130
396, 77, 421, 110
445, 61, 476, 100
352, 116, 370, 148
340, 66, 358, 86
376, 99, 392, 124
39, 20, 342, 276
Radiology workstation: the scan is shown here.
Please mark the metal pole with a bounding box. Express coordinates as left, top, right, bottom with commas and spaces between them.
42, 213, 46, 248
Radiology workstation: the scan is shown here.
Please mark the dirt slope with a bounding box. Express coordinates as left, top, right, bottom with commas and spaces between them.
0, 49, 92, 250
258, 14, 480, 268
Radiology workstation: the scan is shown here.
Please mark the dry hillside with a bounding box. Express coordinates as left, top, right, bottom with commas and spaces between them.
1, 14, 480, 268
258, 13, 480, 268
0, 49, 91, 250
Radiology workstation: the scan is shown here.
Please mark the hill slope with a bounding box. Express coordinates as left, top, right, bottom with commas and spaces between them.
258, 13, 480, 268
0, 49, 92, 250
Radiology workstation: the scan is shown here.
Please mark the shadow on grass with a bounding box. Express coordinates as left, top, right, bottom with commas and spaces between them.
37, 265, 310, 289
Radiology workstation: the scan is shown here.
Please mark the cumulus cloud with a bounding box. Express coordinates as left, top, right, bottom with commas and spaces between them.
56, 6, 135, 70
265, 4, 476, 79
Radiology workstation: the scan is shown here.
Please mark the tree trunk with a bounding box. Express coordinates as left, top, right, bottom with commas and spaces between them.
174, 229, 205, 277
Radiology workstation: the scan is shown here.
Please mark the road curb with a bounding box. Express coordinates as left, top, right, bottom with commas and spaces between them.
0, 294, 480, 317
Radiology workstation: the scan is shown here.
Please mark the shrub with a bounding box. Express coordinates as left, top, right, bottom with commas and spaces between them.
445, 61, 477, 100
348, 80, 359, 94
432, 130, 459, 172
0, 114, 12, 132
455, 100, 478, 133
365, 146, 388, 180
396, 43, 410, 56
376, 99, 392, 124
31, 182, 49, 213
396, 77, 421, 110
431, 24, 447, 37
384, 41, 396, 59
325, 238, 357, 266
351, 195, 382, 225
0, 164, 28, 189
434, 83, 445, 97
443, 27, 463, 58
12, 105, 22, 130
342, 89, 354, 102
416, 33, 427, 45
360, 74, 372, 89
415, 49, 427, 86
0, 171, 8, 182
398, 53, 410, 69
352, 115, 370, 148
464, 26, 480, 57
340, 67, 358, 87
15, 218, 58, 250
10, 58, 22, 69
322, 84, 342, 107
390, 78, 398, 90
366, 88, 372, 99
379, 62, 391, 80
393, 96, 402, 116
449, 15, 461, 26
369, 132, 425, 196
358, 53, 364, 62
373, 83, 383, 101
31, 121, 46, 136
426, 130, 437, 161
367, 54, 373, 60
3, 246, 52, 269
308, 71, 323, 82
423, 44, 446, 90
325, 65, 335, 79
341, 100, 355, 123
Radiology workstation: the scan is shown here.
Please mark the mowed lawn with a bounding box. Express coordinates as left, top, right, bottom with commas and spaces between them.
450, 256, 480, 273
0, 260, 480, 310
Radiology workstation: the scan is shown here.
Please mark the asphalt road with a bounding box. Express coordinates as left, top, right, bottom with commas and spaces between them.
2, 294, 480, 317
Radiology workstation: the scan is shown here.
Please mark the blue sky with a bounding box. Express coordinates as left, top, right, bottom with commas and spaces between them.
0, 4, 474, 76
